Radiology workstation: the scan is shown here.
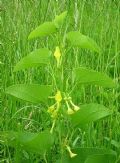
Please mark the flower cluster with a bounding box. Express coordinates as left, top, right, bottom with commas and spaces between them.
48, 90, 62, 133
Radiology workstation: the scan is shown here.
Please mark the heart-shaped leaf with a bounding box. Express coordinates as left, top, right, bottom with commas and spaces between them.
53, 11, 67, 28
59, 147, 116, 163
0, 131, 54, 154
19, 131, 54, 154
28, 22, 57, 40
85, 154, 116, 163
70, 103, 112, 127
74, 67, 115, 88
14, 48, 51, 72
5, 84, 52, 103
66, 31, 100, 53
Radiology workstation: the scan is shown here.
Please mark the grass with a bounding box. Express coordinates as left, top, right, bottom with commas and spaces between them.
1, 0, 120, 162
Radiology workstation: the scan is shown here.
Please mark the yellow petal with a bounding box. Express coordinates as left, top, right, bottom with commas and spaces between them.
54, 46, 61, 67
55, 90, 62, 102
67, 108, 74, 115
69, 100, 80, 112
54, 46, 61, 59
66, 145, 77, 158
47, 105, 55, 113
51, 110, 58, 119
69, 151, 77, 158
74, 106, 80, 112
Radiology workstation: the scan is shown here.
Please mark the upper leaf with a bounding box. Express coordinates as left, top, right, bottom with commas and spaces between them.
0, 131, 54, 154
5, 84, 52, 103
70, 103, 112, 127
53, 11, 67, 28
14, 48, 51, 72
74, 67, 115, 88
66, 31, 100, 53
28, 22, 57, 40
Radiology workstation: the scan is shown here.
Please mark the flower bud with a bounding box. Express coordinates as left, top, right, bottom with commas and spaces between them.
54, 46, 61, 67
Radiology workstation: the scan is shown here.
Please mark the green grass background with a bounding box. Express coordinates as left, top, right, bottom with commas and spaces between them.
1, 0, 120, 162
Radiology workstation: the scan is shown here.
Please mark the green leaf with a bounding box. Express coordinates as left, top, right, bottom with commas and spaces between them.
74, 67, 115, 88
14, 48, 51, 72
70, 103, 112, 127
0, 131, 54, 154
116, 157, 120, 163
28, 22, 57, 40
5, 84, 52, 103
85, 154, 116, 163
66, 31, 100, 53
53, 11, 67, 28
60, 147, 116, 163
20, 131, 54, 154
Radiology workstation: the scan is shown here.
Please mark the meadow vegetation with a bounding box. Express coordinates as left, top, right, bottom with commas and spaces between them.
0, 0, 120, 162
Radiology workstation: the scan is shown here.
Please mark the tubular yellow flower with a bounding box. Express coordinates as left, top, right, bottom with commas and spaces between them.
54, 46, 61, 67
67, 107, 74, 115
65, 100, 74, 115
66, 145, 77, 158
55, 90, 62, 103
70, 100, 80, 112
73, 105, 80, 111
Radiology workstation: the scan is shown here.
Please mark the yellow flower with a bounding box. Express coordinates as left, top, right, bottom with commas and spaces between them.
65, 100, 74, 115
47, 104, 58, 119
55, 90, 62, 103
70, 152, 77, 158
67, 107, 74, 115
51, 110, 58, 119
70, 100, 80, 112
66, 145, 77, 158
54, 46, 61, 67
73, 105, 80, 111
50, 119, 56, 134
47, 105, 55, 113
